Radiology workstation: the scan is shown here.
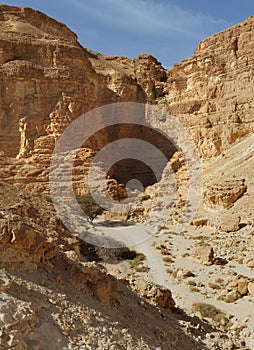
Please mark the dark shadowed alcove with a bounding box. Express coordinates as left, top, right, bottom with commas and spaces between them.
84, 123, 177, 189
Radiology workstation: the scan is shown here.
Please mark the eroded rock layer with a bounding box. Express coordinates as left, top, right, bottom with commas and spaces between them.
1, 6, 254, 349
157, 16, 254, 157
1, 6, 254, 193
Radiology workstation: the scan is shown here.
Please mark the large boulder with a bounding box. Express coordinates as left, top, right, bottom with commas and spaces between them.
220, 213, 240, 232
192, 246, 214, 265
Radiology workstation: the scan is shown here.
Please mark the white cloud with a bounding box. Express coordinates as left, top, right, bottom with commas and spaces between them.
69, 0, 230, 39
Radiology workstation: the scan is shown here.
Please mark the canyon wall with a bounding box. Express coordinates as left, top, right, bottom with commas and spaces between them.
0, 5, 152, 160
0, 5, 254, 191
158, 16, 254, 157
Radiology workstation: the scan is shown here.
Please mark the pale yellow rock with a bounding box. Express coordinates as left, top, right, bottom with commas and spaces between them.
247, 260, 254, 268
192, 246, 214, 265
1, 5, 254, 197
224, 290, 241, 303
0, 5, 252, 350
237, 281, 249, 296
176, 269, 194, 279
220, 213, 240, 232
204, 180, 246, 210
132, 280, 175, 309
227, 280, 238, 291
247, 282, 254, 296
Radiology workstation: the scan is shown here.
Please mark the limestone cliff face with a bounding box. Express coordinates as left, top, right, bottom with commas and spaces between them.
158, 16, 254, 158
0, 5, 254, 190
0, 5, 152, 160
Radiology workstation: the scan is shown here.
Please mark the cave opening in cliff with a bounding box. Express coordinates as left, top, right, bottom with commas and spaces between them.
84, 123, 177, 194
107, 159, 157, 188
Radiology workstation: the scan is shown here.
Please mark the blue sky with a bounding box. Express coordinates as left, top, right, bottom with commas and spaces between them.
2, 1, 254, 67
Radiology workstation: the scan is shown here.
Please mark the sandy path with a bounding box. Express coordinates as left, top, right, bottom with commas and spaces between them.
93, 221, 254, 348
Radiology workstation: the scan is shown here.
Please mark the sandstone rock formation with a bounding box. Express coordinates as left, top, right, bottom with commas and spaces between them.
219, 212, 241, 232
131, 280, 175, 309
0, 5, 164, 162
191, 246, 214, 265
1, 5, 254, 195
157, 17, 254, 158
0, 181, 224, 350
1, 5, 254, 349
204, 179, 247, 209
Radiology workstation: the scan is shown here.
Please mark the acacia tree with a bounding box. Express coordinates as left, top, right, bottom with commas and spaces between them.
76, 193, 106, 221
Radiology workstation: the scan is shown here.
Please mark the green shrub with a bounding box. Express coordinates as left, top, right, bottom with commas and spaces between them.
120, 250, 137, 260
192, 303, 229, 325
132, 253, 146, 266
130, 252, 148, 273
76, 193, 105, 219
136, 266, 150, 273
152, 84, 165, 100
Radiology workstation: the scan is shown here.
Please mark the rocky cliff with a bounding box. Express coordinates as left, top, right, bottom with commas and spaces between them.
0, 5, 254, 193
157, 16, 254, 158
0, 5, 254, 349
0, 5, 165, 160
0, 182, 180, 350
0, 181, 248, 350
0, 4, 253, 226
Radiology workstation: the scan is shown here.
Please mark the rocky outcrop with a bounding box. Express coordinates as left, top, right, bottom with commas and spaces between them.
1, 7, 254, 349
192, 246, 214, 265
131, 280, 175, 309
1, 6, 254, 195
0, 5, 253, 247
157, 16, 254, 158
0, 182, 60, 270
0, 5, 150, 161
203, 179, 247, 209
0, 5, 176, 194
219, 213, 241, 232
0, 181, 208, 350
